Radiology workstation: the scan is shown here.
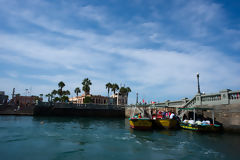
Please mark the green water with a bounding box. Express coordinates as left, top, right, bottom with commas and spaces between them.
0, 116, 239, 160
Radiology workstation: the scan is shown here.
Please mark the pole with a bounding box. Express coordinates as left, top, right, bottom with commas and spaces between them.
212, 110, 215, 125
136, 92, 138, 104
197, 73, 201, 94
194, 108, 196, 122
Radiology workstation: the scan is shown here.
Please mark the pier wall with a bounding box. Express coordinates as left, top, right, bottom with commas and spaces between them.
34, 103, 125, 117
199, 103, 240, 133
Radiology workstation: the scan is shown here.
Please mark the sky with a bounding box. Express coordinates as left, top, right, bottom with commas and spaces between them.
0, 0, 240, 104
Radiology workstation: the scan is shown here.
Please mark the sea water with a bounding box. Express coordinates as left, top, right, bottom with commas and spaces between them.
0, 116, 239, 160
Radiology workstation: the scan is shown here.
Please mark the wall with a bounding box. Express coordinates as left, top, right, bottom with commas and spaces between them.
200, 104, 240, 133
34, 103, 125, 117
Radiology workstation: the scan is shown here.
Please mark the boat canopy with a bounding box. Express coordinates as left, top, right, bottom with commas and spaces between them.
149, 104, 170, 108
178, 107, 213, 111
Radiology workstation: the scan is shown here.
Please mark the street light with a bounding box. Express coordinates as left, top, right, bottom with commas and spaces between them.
196, 73, 201, 94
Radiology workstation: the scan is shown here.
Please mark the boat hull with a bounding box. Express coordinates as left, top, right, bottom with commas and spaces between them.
155, 119, 178, 129
180, 123, 222, 132
129, 118, 153, 130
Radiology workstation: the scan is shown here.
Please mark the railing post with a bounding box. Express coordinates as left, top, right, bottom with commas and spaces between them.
195, 93, 202, 106
220, 89, 231, 104
165, 100, 169, 107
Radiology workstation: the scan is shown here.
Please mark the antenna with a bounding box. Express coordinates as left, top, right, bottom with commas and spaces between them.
12, 88, 15, 99
29, 87, 32, 96
136, 92, 138, 105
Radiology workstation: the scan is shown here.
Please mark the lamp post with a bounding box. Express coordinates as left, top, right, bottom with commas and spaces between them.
197, 73, 201, 94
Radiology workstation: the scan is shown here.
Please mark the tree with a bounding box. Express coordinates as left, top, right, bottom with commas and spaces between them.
45, 94, 51, 102
119, 87, 127, 95
105, 82, 112, 97
51, 89, 58, 96
82, 78, 92, 95
83, 96, 93, 103
51, 82, 70, 103
126, 87, 131, 96
58, 81, 65, 97
111, 83, 119, 94
74, 87, 81, 97
119, 86, 131, 96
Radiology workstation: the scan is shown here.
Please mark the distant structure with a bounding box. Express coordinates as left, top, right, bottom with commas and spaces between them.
196, 73, 201, 94
0, 91, 8, 104
69, 94, 111, 105
10, 94, 42, 107
69, 93, 128, 105
111, 93, 128, 105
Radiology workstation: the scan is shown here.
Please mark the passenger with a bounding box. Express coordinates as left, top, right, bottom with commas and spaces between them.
206, 120, 211, 125
162, 111, 166, 119
188, 119, 195, 125
157, 111, 162, 119
138, 113, 142, 118
168, 112, 171, 118
202, 120, 208, 125
195, 120, 202, 125
170, 112, 175, 119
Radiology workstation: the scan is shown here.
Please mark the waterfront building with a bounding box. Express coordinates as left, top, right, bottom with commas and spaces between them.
69, 93, 128, 105
0, 91, 8, 104
69, 94, 111, 105
11, 95, 42, 107
111, 93, 128, 105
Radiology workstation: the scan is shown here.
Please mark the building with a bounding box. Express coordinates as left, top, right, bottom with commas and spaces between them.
69, 94, 111, 105
69, 92, 129, 105
12, 95, 42, 107
111, 93, 128, 105
0, 91, 8, 104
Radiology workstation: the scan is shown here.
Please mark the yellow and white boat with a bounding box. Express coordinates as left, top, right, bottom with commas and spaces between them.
129, 117, 153, 130
155, 118, 178, 129
129, 102, 153, 130
179, 107, 222, 132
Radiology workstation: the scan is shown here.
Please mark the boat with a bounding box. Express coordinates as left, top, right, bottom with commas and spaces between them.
129, 117, 153, 130
150, 105, 179, 129
155, 119, 178, 129
179, 107, 222, 132
129, 103, 153, 130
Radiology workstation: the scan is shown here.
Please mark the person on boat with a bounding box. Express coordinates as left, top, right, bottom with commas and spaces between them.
202, 119, 209, 125
196, 120, 202, 125
157, 110, 162, 119
206, 120, 211, 125
133, 113, 138, 118
170, 112, 175, 119
183, 119, 188, 124
138, 113, 142, 118
162, 111, 166, 119
188, 118, 195, 125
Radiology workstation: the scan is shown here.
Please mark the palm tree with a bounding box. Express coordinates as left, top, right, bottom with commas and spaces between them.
111, 83, 119, 95
51, 89, 58, 96
45, 94, 51, 102
58, 81, 65, 96
74, 87, 81, 97
126, 87, 131, 96
119, 86, 131, 96
74, 87, 81, 104
82, 78, 92, 95
105, 82, 112, 97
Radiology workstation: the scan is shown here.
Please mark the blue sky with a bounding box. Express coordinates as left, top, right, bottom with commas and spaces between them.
0, 0, 240, 104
